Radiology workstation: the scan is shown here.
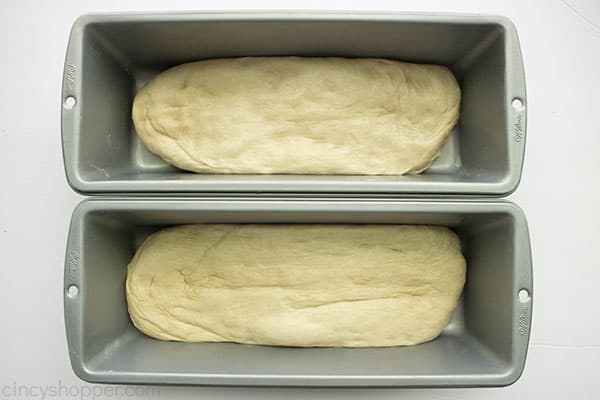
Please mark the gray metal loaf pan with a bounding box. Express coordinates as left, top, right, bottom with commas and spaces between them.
64, 199, 532, 387
61, 12, 527, 196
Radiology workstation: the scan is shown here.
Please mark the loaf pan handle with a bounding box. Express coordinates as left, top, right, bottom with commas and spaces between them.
502, 17, 527, 195
63, 201, 88, 380
61, 16, 88, 194
508, 202, 533, 385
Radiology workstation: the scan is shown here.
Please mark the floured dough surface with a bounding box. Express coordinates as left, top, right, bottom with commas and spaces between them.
132, 57, 461, 174
126, 224, 466, 347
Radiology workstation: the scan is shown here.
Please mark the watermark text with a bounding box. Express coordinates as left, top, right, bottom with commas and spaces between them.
1, 380, 160, 400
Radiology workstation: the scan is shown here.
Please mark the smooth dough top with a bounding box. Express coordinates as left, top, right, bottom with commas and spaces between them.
126, 224, 466, 347
132, 57, 461, 174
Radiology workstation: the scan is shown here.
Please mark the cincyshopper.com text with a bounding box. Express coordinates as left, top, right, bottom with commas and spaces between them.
1, 380, 160, 399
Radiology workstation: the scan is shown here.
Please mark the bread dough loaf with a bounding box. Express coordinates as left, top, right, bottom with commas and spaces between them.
126, 224, 466, 347
132, 57, 460, 174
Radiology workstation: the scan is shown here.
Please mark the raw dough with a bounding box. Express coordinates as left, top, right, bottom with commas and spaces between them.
126, 224, 466, 347
132, 57, 461, 174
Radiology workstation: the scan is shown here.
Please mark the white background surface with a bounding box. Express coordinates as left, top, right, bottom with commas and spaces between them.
1, 0, 599, 398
